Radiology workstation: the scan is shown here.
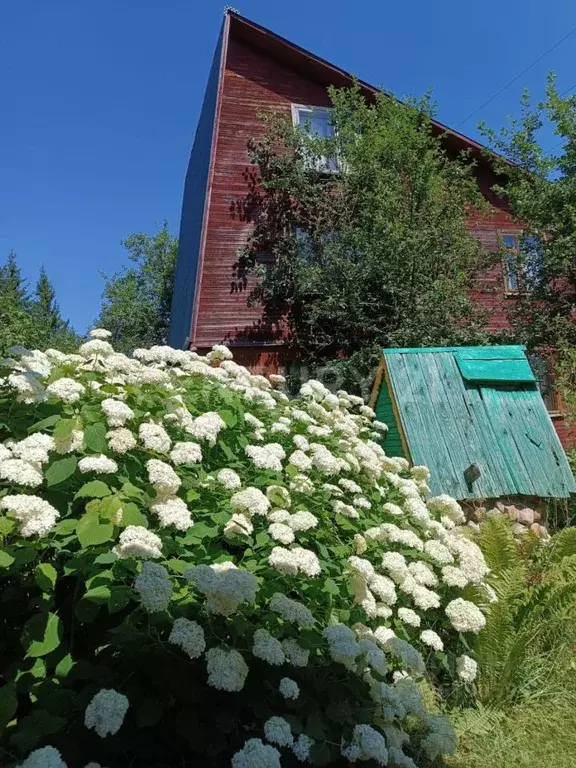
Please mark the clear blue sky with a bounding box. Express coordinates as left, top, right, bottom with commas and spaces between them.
2, 0, 575, 334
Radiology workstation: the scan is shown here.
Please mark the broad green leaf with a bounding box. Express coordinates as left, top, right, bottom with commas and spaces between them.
83, 422, 107, 453
0, 682, 17, 733
306, 711, 326, 740
218, 440, 235, 461
21, 612, 62, 658
76, 514, 114, 548
255, 531, 271, 547
323, 578, 340, 596
0, 517, 15, 536
108, 586, 132, 614
84, 585, 112, 603
136, 698, 163, 728
0, 550, 15, 568
75, 480, 110, 500
120, 503, 148, 527
54, 519, 77, 536
94, 551, 118, 565
219, 409, 237, 427
53, 418, 75, 439
28, 414, 60, 433
121, 482, 145, 500
166, 559, 190, 574
45, 457, 78, 487
309, 742, 332, 766
35, 563, 57, 591
187, 522, 218, 540
75, 598, 100, 623
55, 653, 75, 678
186, 489, 200, 502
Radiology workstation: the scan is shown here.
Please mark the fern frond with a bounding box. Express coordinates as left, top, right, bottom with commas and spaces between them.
479, 517, 524, 575
548, 527, 576, 563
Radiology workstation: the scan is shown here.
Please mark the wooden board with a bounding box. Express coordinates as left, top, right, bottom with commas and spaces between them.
456, 357, 535, 383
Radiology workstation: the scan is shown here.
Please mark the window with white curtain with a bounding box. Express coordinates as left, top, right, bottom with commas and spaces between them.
291, 104, 339, 172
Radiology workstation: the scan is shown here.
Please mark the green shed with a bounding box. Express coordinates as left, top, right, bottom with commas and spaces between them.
369, 345, 576, 501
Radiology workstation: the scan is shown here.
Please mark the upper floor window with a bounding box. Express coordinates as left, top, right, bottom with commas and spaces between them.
291, 105, 339, 173
501, 232, 542, 293
528, 353, 563, 415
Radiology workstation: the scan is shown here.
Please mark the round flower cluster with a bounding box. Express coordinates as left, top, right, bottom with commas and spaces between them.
0, 339, 490, 766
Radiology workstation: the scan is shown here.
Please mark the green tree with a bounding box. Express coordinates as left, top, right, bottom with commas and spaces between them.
0, 251, 35, 351
97, 222, 178, 353
479, 74, 576, 350
237, 85, 495, 387
31, 266, 80, 351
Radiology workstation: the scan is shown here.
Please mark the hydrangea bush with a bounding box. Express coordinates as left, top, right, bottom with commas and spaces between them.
0, 334, 491, 767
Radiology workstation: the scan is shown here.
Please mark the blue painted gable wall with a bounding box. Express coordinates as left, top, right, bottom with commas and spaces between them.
168, 27, 224, 348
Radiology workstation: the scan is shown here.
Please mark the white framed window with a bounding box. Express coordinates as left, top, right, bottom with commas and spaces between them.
291, 104, 339, 173
501, 232, 542, 293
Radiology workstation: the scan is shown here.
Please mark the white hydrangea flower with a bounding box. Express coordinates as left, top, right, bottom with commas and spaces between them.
287, 510, 318, 531
292, 434, 309, 451
324, 624, 359, 668
266, 484, 291, 507
101, 398, 134, 427
245, 444, 284, 471
150, 496, 193, 531
384, 637, 425, 675
139, 422, 172, 453
0, 494, 59, 537
408, 561, 438, 587
281, 637, 310, 667
11, 433, 54, 464
89, 328, 112, 339
290, 474, 314, 494
146, 459, 181, 494
7, 372, 45, 403
134, 562, 172, 612
268, 546, 321, 577
288, 449, 312, 471
45, 377, 85, 403
441, 566, 469, 588
427, 494, 466, 524
79, 339, 115, 358
207, 343, 233, 361
244, 413, 264, 429
269, 592, 314, 627
84, 688, 129, 738
78, 455, 118, 474
456, 654, 478, 683
0, 458, 43, 487
354, 533, 367, 555
279, 677, 299, 699
232, 739, 281, 768
382, 502, 405, 517
342, 724, 388, 765
339, 478, 362, 494
423, 539, 454, 565
253, 628, 285, 665
205, 647, 248, 691
420, 629, 444, 651
216, 468, 241, 489
115, 526, 162, 559
309, 444, 340, 474
445, 598, 486, 633
230, 486, 270, 517
20, 746, 67, 768
398, 607, 421, 627
185, 561, 258, 616
186, 411, 226, 445
268, 522, 295, 544
224, 512, 253, 537
169, 618, 206, 659
106, 428, 136, 454
264, 716, 293, 747
332, 499, 359, 519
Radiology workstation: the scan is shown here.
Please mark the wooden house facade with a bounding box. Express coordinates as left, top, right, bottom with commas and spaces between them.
169, 10, 573, 447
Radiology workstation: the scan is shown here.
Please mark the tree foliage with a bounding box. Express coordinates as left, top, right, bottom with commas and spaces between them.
479, 74, 576, 350
96, 223, 178, 353
237, 86, 495, 383
0, 253, 79, 353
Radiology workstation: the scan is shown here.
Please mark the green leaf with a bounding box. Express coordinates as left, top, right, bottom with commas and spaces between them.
28, 413, 60, 433
75, 480, 111, 500
74, 599, 100, 623
35, 563, 57, 591
219, 409, 237, 427
76, 514, 114, 548
218, 440, 235, 461
21, 612, 62, 658
45, 457, 78, 487
121, 482, 145, 500
0, 550, 15, 568
54, 519, 77, 536
120, 502, 148, 527
55, 653, 75, 678
166, 559, 190, 574
84, 585, 112, 603
323, 578, 340, 596
187, 522, 218, 541
0, 682, 17, 733
309, 742, 332, 766
53, 418, 75, 439
186, 489, 200, 502
255, 531, 271, 547
94, 551, 118, 565
83, 422, 107, 453
306, 711, 326, 740
0, 517, 15, 536
136, 698, 164, 728
108, 586, 132, 614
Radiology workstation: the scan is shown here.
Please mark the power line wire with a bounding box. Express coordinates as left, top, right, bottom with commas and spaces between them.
456, 24, 576, 128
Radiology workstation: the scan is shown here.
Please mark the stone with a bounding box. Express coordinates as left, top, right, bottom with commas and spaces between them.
517, 508, 536, 526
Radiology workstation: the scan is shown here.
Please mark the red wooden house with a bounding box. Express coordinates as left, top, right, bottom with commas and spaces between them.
169, 10, 572, 445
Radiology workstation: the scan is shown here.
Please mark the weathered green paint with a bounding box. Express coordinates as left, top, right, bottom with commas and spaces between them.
456, 357, 535, 383
374, 345, 576, 500
374, 369, 406, 459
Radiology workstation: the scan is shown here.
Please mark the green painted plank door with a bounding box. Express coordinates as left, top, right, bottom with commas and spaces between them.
387, 353, 465, 498
479, 387, 539, 497
431, 353, 511, 498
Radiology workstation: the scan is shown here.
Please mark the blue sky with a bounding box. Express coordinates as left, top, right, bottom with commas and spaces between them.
2, 0, 575, 334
